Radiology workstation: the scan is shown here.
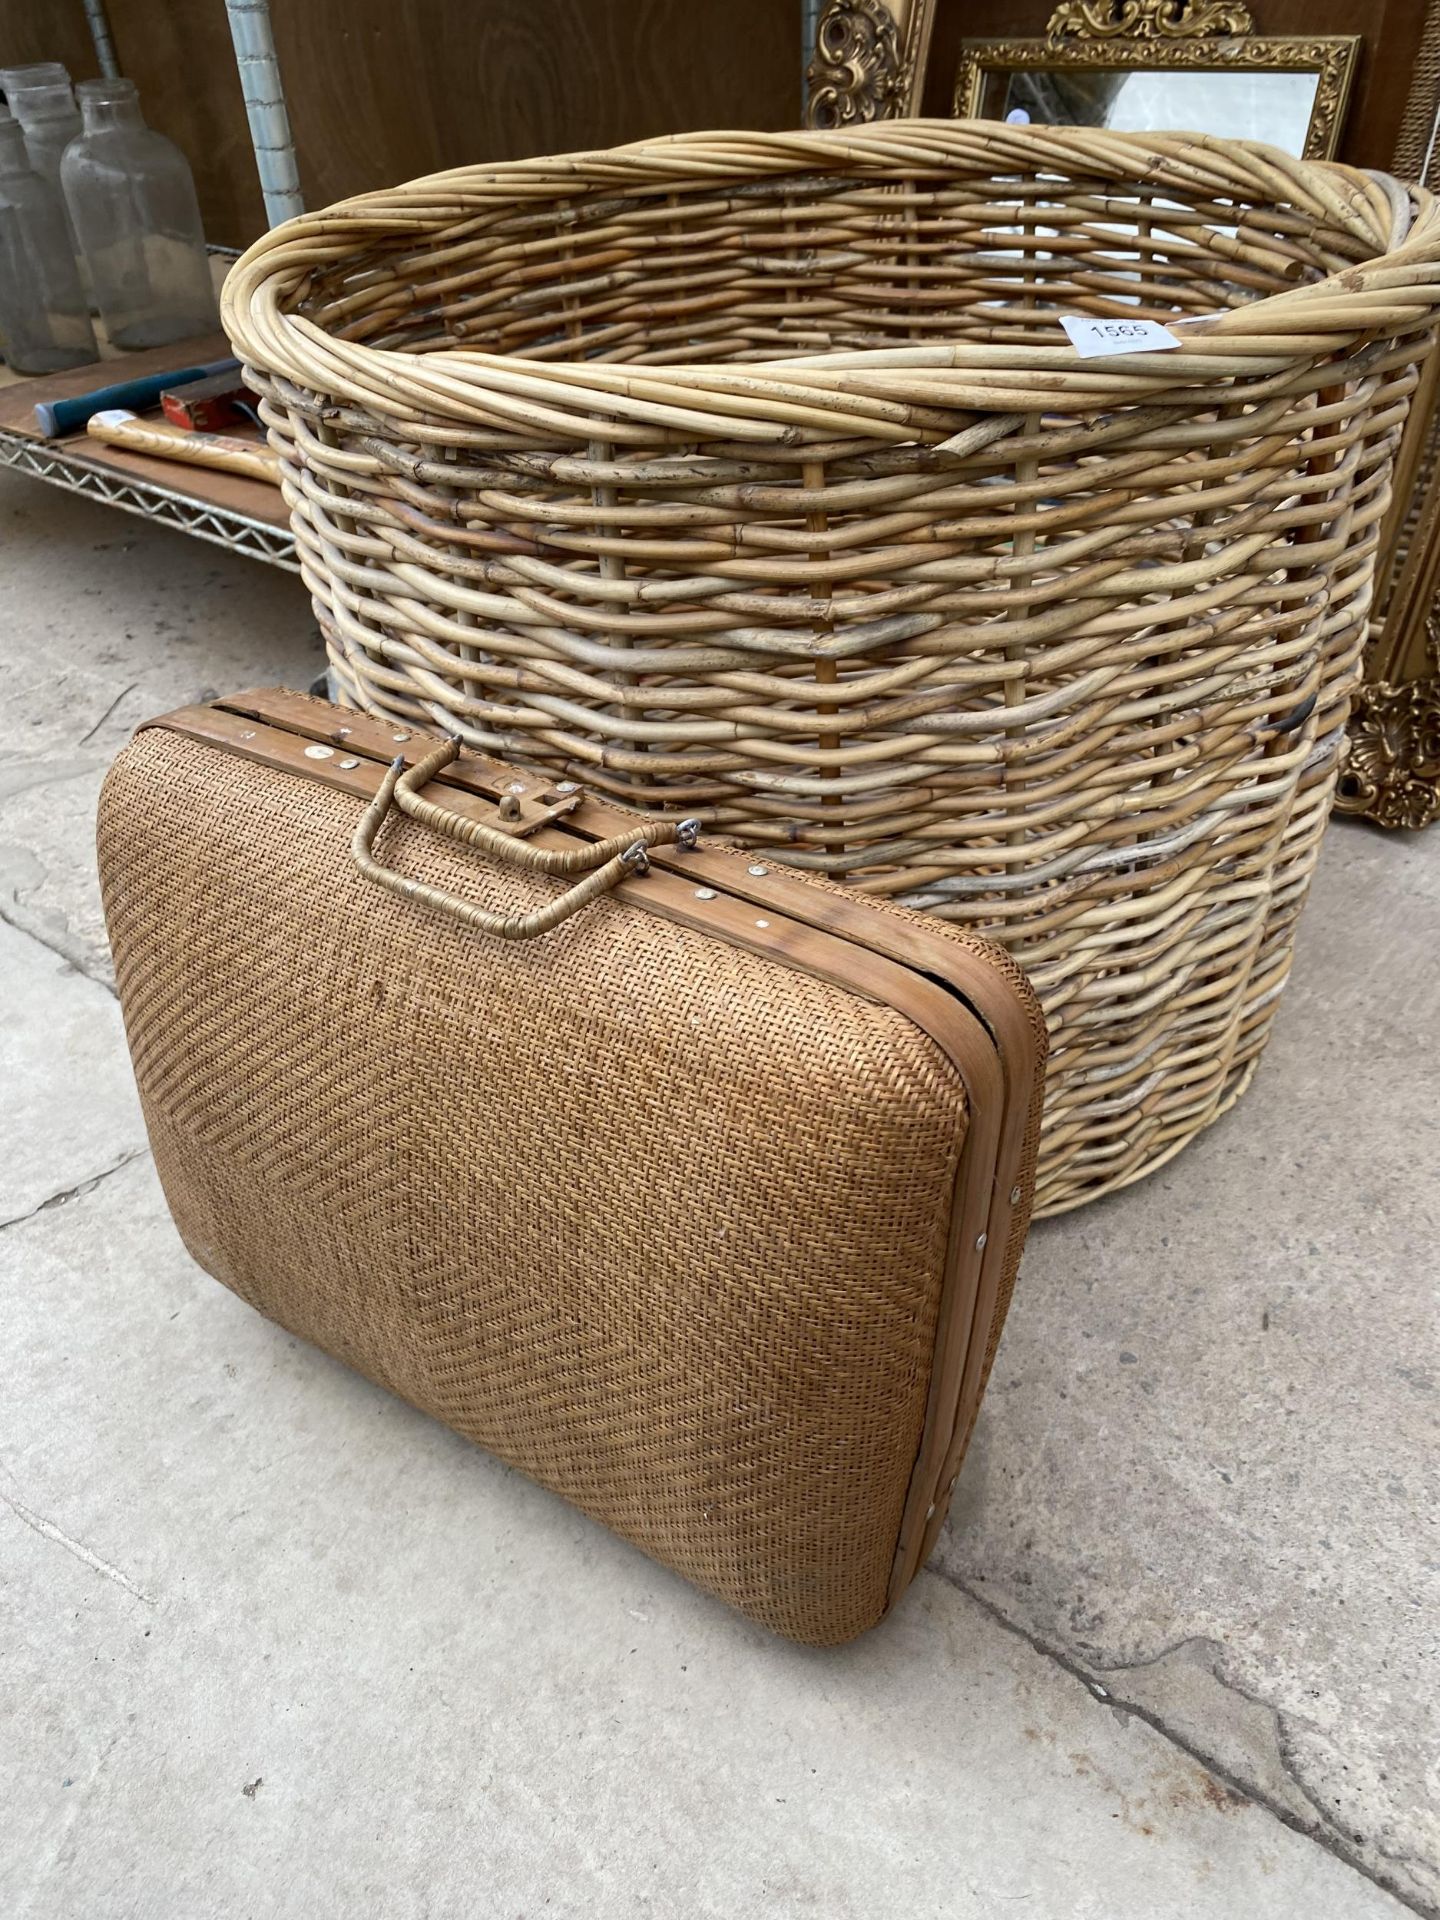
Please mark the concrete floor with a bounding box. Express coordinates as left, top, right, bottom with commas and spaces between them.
1, 469, 1435, 1919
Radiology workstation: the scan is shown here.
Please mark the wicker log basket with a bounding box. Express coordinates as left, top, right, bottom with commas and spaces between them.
223, 122, 1440, 1214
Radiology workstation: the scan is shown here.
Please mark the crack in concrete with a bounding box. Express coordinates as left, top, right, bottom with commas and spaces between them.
0, 1148, 151, 1233
0, 753, 105, 803
930, 1567, 1435, 1920
0, 898, 117, 996
1083, 1629, 1433, 1892
77, 683, 137, 747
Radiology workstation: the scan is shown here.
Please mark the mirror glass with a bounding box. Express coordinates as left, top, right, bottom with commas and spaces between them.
986, 68, 1319, 157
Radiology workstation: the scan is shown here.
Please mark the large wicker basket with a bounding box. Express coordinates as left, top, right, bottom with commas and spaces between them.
224, 123, 1440, 1214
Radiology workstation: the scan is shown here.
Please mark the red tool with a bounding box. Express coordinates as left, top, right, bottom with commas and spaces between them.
160, 368, 258, 432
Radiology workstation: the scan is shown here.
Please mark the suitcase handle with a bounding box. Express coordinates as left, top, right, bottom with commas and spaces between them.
394, 740, 700, 875
353, 754, 654, 940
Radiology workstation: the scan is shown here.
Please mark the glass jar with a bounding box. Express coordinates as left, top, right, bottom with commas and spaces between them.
61, 77, 218, 351
0, 63, 70, 111
0, 110, 98, 373
0, 66, 81, 195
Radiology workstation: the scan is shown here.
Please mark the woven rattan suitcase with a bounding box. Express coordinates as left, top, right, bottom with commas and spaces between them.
99, 688, 1045, 1644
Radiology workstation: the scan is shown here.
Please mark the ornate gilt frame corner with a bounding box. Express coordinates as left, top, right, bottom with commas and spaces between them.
805, 0, 935, 127
951, 3, 1359, 161
1340, 358, 1440, 831
1337, 5, 1440, 831
1337, 662, 1440, 831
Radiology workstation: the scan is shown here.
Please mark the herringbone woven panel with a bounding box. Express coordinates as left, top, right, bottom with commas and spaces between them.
99, 725, 989, 1643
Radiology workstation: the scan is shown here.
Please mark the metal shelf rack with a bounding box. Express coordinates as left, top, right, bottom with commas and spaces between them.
0, 422, 298, 570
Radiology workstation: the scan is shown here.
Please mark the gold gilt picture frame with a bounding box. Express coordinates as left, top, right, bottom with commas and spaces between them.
953, 2, 1360, 162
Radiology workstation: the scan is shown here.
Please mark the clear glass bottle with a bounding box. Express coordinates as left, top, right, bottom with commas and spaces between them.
0, 64, 70, 114
0, 110, 98, 373
0, 65, 81, 196
61, 77, 219, 351
0, 61, 69, 90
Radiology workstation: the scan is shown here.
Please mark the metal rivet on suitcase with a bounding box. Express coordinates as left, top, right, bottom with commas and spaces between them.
747, 863, 769, 876
338, 757, 360, 769
391, 733, 409, 742
555, 781, 579, 793
975, 1232, 988, 1251
1011, 1186, 1022, 1205
755, 919, 770, 929
304, 744, 336, 759
694, 888, 716, 901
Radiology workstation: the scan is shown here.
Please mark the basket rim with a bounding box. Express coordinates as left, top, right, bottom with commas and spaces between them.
221, 118, 1440, 447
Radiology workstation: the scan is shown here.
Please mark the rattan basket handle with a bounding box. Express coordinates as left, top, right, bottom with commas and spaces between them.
394, 740, 699, 874
353, 754, 651, 940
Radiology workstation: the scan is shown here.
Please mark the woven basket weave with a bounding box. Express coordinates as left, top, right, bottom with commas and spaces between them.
223, 122, 1440, 1213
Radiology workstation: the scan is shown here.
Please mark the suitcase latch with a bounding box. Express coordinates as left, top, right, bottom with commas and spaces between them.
493, 787, 582, 837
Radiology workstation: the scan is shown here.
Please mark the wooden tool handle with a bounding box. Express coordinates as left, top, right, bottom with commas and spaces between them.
86, 409, 281, 485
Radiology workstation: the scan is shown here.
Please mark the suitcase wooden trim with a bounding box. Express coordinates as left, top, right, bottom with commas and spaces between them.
135, 688, 1046, 1621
